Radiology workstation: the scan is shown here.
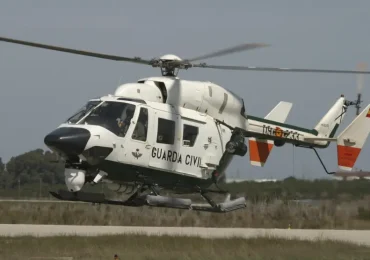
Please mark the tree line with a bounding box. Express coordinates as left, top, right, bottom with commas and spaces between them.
0, 149, 64, 189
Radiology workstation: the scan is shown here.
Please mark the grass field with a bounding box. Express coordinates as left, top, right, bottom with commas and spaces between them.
2, 198, 370, 229
0, 235, 369, 260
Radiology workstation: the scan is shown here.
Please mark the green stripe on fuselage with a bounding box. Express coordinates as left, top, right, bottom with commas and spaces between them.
329, 124, 339, 138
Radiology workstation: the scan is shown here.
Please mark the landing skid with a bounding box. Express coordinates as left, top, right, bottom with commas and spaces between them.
49, 189, 247, 213
49, 190, 146, 207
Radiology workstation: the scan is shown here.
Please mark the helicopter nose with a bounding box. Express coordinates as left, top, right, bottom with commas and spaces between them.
44, 127, 91, 155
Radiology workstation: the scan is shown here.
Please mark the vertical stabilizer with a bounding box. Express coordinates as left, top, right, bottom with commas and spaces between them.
314, 96, 346, 138
337, 104, 370, 171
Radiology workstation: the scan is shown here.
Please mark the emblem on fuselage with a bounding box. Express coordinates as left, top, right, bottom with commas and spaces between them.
132, 149, 142, 159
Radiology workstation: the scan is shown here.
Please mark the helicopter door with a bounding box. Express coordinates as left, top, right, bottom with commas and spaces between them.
173, 120, 204, 178
149, 110, 180, 172
125, 106, 153, 167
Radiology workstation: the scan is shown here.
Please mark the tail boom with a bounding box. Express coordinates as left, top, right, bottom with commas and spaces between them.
246, 120, 325, 147
245, 103, 370, 172
245, 96, 348, 149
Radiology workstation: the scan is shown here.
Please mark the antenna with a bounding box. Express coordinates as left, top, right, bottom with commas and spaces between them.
118, 76, 124, 86
343, 63, 367, 115
356, 63, 367, 115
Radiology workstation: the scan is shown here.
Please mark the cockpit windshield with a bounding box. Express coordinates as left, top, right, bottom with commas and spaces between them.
66, 100, 102, 124
79, 101, 136, 137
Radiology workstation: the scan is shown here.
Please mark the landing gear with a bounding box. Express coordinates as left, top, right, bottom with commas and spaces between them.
49, 184, 148, 207
144, 186, 246, 213
193, 189, 246, 212
225, 128, 248, 156
49, 182, 247, 213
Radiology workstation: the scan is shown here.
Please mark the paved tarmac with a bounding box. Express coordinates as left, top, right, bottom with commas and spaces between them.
0, 199, 80, 203
1, 224, 370, 246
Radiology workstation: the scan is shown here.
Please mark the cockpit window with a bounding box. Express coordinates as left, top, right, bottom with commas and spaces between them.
66, 100, 102, 124
79, 101, 136, 137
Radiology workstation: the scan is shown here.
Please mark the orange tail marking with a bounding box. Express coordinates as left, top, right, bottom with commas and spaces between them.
366, 108, 370, 118
337, 145, 362, 169
249, 139, 274, 164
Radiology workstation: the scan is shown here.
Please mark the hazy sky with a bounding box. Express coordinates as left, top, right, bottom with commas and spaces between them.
0, 0, 369, 180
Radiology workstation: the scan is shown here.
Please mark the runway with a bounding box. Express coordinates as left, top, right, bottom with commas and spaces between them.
1, 224, 370, 246
0, 199, 82, 203
0, 199, 322, 205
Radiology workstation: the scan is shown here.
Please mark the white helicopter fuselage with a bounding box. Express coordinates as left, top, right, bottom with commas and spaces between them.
45, 76, 346, 194
49, 88, 237, 193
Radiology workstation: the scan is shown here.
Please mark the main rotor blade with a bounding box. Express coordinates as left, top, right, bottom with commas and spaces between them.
193, 63, 370, 74
186, 43, 269, 62
357, 63, 367, 93
0, 36, 152, 65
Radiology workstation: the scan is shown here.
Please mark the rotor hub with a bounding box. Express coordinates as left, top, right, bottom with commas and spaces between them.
159, 54, 182, 61
153, 54, 187, 77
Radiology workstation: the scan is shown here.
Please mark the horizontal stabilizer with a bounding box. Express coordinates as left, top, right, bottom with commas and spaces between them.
304, 137, 337, 142
249, 101, 292, 167
264, 101, 293, 122
337, 104, 370, 171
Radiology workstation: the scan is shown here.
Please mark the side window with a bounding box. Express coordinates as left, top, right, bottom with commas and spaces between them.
132, 107, 148, 141
157, 118, 175, 144
183, 124, 198, 147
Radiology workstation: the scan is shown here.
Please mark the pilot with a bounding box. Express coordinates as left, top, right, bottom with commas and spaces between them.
132, 110, 147, 141
117, 106, 134, 137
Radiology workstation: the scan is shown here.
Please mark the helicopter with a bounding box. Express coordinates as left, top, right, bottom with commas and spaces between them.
1, 36, 370, 213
